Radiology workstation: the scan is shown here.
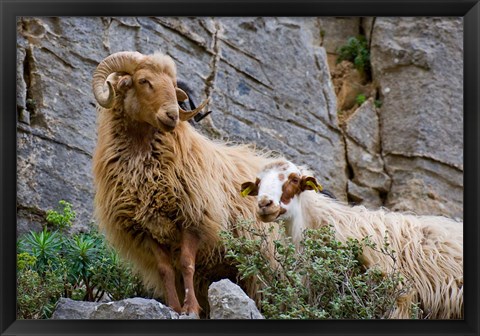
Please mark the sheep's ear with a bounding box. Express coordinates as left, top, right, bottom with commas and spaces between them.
301, 176, 323, 193
240, 181, 259, 197
176, 87, 189, 102
117, 75, 133, 92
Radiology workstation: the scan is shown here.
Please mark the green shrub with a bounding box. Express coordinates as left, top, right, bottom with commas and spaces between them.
91, 247, 145, 301
17, 253, 64, 319
337, 36, 371, 74
46, 200, 76, 231
221, 220, 415, 319
18, 228, 63, 275
356, 94, 367, 106
17, 200, 146, 319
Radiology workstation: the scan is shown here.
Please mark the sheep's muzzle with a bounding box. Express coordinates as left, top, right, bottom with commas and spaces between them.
257, 196, 286, 222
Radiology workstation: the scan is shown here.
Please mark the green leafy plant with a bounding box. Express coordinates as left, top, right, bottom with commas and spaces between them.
17, 200, 147, 319
374, 99, 383, 108
64, 232, 100, 301
19, 228, 63, 275
222, 220, 416, 319
337, 36, 371, 74
356, 93, 367, 106
17, 252, 64, 319
46, 200, 76, 231
91, 247, 145, 301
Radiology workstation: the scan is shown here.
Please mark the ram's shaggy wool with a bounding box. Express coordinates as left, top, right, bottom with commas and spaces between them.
92, 52, 280, 313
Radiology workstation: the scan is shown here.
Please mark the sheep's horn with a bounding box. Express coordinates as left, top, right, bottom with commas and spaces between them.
179, 97, 210, 121
92, 51, 144, 108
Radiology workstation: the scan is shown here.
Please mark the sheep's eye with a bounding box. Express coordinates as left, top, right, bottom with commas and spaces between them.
291, 178, 299, 184
138, 78, 149, 85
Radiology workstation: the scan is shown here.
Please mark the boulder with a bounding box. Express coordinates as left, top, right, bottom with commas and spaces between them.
208, 279, 264, 319
51, 298, 97, 319
51, 297, 179, 320
51, 280, 265, 320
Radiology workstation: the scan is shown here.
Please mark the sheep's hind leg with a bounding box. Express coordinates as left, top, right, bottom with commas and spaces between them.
179, 230, 201, 316
151, 242, 182, 313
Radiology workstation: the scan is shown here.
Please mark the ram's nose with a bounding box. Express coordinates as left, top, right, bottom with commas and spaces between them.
165, 108, 179, 123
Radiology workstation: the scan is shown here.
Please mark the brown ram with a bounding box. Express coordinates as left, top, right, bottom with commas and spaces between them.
92, 51, 279, 316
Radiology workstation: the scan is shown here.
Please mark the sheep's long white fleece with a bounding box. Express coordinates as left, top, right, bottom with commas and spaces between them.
290, 191, 463, 319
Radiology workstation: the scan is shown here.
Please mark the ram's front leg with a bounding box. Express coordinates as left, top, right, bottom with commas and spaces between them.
150, 240, 182, 313
179, 230, 201, 316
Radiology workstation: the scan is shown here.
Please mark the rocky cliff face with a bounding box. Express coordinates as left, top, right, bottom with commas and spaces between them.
16, 17, 463, 234
370, 17, 463, 218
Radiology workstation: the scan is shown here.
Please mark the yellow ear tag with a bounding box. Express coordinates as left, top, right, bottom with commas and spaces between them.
306, 180, 323, 193
241, 185, 253, 197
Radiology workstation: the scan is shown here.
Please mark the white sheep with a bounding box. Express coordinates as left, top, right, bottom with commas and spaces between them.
241, 159, 463, 319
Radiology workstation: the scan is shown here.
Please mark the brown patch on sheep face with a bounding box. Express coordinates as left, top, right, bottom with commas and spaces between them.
280, 174, 321, 205
123, 68, 180, 133
280, 173, 302, 205
278, 173, 285, 181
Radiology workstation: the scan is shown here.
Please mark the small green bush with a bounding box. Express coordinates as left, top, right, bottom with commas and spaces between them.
91, 246, 145, 301
356, 94, 367, 106
17, 200, 146, 319
337, 36, 371, 74
17, 252, 64, 319
18, 228, 63, 275
221, 220, 415, 319
46, 200, 76, 231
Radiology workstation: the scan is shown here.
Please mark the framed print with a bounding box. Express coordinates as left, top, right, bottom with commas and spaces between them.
1, 1, 478, 335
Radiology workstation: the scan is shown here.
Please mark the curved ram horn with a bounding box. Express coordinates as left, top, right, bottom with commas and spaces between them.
92, 51, 144, 108
179, 97, 210, 121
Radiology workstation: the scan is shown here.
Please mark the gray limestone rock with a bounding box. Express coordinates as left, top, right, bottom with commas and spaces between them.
51, 297, 179, 320
208, 279, 264, 319
371, 17, 463, 218
344, 98, 380, 155
347, 180, 382, 209
51, 298, 98, 319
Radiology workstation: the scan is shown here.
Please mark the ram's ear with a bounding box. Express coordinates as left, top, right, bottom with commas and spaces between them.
175, 87, 189, 102
300, 176, 323, 193
117, 75, 133, 92
240, 181, 259, 197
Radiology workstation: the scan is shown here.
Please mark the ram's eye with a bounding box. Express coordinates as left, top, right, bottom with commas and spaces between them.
138, 78, 149, 85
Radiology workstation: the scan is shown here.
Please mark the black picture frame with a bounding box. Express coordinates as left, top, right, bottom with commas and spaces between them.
1, 1, 478, 335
